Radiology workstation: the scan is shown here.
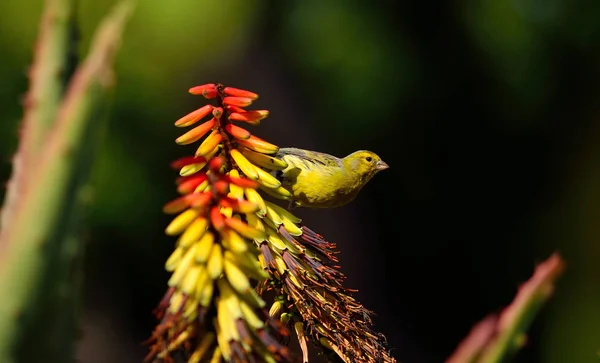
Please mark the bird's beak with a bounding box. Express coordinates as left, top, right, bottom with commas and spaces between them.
375, 160, 389, 171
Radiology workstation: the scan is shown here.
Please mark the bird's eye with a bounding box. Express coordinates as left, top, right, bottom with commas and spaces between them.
365, 156, 372, 162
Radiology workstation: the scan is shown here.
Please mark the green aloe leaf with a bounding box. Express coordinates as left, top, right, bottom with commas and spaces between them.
0, 1, 134, 362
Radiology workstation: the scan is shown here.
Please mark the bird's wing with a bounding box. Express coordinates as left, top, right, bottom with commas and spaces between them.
276, 148, 342, 168
274, 148, 347, 208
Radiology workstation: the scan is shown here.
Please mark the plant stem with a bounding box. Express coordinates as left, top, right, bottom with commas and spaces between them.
0, 2, 133, 362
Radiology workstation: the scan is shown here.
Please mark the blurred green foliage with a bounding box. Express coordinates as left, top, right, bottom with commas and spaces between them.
2, 1, 600, 362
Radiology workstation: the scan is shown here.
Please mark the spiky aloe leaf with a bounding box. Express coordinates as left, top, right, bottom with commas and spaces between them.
447, 253, 565, 363
0, 2, 134, 362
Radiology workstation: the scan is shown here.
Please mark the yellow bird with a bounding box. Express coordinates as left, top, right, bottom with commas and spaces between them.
274, 148, 389, 209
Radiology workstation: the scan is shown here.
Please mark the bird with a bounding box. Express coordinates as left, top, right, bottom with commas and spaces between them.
273, 148, 389, 209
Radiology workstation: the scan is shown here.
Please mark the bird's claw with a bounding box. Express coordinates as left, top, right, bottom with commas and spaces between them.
288, 200, 296, 211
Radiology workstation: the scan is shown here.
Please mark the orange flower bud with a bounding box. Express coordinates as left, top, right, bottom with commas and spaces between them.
175, 118, 215, 145
222, 96, 253, 107
163, 195, 190, 214
213, 180, 229, 195
210, 206, 225, 232
188, 83, 216, 96
224, 175, 259, 189
225, 105, 247, 114
228, 110, 269, 125
225, 124, 251, 140
170, 156, 206, 169
176, 174, 208, 195
212, 107, 223, 119
174, 104, 213, 127
201, 88, 217, 99
209, 156, 226, 171
187, 191, 212, 208
223, 86, 259, 100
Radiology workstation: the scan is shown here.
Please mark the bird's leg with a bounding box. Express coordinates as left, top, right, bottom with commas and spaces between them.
287, 200, 296, 211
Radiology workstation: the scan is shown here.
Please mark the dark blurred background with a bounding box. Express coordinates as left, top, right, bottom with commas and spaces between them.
2, 0, 600, 362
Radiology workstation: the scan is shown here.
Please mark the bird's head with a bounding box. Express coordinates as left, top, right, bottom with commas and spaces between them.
343, 150, 389, 183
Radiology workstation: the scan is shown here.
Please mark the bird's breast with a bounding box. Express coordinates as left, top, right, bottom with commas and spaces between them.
286, 164, 359, 208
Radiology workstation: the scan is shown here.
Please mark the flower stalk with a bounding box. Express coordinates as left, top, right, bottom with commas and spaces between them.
151, 84, 395, 362
148, 84, 289, 363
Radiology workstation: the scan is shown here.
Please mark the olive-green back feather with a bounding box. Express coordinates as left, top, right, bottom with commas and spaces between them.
276, 148, 343, 168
